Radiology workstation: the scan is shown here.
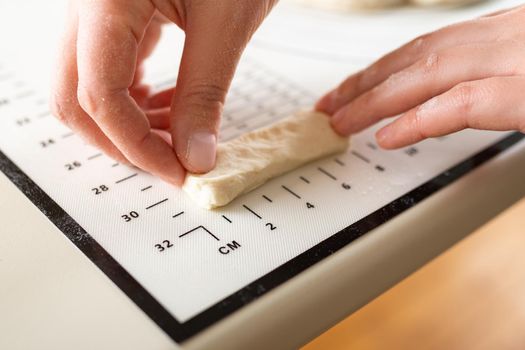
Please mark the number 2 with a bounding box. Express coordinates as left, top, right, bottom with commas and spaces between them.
265, 223, 277, 231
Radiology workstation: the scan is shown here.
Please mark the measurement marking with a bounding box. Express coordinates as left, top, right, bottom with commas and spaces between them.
299, 176, 310, 184
243, 204, 262, 219
281, 185, 301, 199
366, 142, 378, 150
87, 153, 102, 160
37, 111, 51, 118
141, 185, 152, 192
146, 198, 168, 210
180, 226, 219, 241
318, 167, 337, 181
115, 173, 138, 184
351, 150, 370, 163
262, 195, 273, 203
0, 73, 13, 81
111, 163, 119, 168
334, 158, 345, 166
375, 165, 386, 172
62, 132, 74, 139
172, 211, 185, 219
222, 215, 232, 223
15, 90, 35, 99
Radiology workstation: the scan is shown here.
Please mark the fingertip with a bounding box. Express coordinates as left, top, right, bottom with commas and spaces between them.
315, 91, 336, 114
167, 173, 186, 188
375, 127, 396, 149
156, 156, 187, 188
375, 124, 407, 150
330, 108, 352, 136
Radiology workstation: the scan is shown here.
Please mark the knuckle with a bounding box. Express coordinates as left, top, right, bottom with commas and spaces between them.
409, 33, 432, 54
77, 85, 99, 115
412, 109, 430, 139
181, 82, 226, 116
418, 52, 442, 76
49, 94, 71, 124
77, 85, 119, 117
453, 83, 477, 115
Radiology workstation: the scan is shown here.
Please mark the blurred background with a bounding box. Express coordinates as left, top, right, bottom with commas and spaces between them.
304, 197, 525, 349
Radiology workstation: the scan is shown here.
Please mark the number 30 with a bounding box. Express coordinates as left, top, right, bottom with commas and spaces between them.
122, 211, 139, 222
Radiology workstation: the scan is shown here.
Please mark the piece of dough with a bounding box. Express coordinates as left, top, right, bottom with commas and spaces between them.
289, 0, 480, 10
183, 110, 349, 209
289, 0, 404, 10
410, 0, 480, 6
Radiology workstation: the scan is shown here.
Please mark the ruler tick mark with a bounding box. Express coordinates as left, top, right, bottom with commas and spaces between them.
111, 163, 119, 168
262, 195, 273, 203
172, 211, 185, 218
299, 176, 310, 184
282, 185, 301, 199
351, 151, 370, 163
37, 111, 51, 119
146, 198, 168, 210
141, 185, 152, 192
318, 167, 337, 181
366, 142, 378, 150
0, 73, 13, 81
375, 165, 385, 172
243, 204, 262, 219
15, 90, 35, 100
62, 132, 74, 139
222, 215, 232, 223
334, 158, 345, 166
115, 173, 138, 184
87, 153, 102, 160
180, 226, 219, 241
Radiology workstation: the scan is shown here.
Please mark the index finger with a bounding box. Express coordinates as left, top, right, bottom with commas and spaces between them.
76, 0, 185, 185
316, 15, 510, 115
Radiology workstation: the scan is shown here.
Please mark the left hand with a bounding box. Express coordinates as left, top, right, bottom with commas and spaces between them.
316, 5, 525, 149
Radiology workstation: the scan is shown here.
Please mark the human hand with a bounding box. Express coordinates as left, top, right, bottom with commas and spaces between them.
316, 6, 525, 149
51, 0, 277, 186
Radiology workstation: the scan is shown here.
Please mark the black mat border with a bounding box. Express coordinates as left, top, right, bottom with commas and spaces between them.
1, 132, 522, 343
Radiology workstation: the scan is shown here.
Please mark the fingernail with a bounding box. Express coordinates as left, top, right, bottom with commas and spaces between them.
186, 132, 217, 173
317, 91, 338, 113
331, 107, 347, 127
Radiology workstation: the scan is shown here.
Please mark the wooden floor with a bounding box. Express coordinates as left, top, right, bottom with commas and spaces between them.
303, 198, 525, 350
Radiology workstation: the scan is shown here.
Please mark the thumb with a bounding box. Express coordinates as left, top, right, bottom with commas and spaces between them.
170, 4, 259, 174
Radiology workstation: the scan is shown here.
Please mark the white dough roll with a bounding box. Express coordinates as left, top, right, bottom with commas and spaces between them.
183, 110, 350, 209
